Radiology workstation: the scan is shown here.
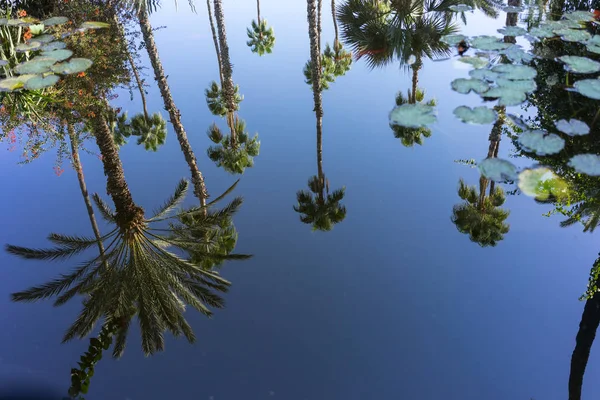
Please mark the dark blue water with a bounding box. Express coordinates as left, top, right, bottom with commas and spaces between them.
1, 1, 599, 399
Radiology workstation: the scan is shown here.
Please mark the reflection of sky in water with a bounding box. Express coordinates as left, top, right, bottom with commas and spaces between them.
1, 2, 599, 400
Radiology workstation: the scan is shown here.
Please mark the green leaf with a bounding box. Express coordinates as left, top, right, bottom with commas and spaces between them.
15, 57, 56, 74
51, 58, 93, 74
81, 21, 111, 29
42, 17, 69, 26
24, 74, 60, 90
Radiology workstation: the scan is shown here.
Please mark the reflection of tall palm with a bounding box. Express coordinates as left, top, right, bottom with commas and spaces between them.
206, 0, 223, 82
246, 0, 275, 56
390, 89, 436, 147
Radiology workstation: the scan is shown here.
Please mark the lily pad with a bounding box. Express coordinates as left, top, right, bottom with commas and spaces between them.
471, 35, 511, 51
80, 21, 111, 29
42, 16, 69, 26
496, 77, 537, 92
507, 113, 529, 129
479, 158, 518, 181
0, 19, 7, 26
389, 104, 437, 128
558, 55, 600, 73
441, 34, 467, 45
458, 56, 489, 69
0, 74, 36, 91
492, 64, 537, 80
41, 49, 73, 62
529, 26, 555, 38
568, 154, 600, 175
498, 26, 526, 36
42, 41, 67, 51
586, 44, 600, 54
453, 106, 497, 124
451, 78, 489, 94
565, 10, 595, 22
24, 74, 60, 90
502, 5, 524, 12
573, 79, 600, 99
518, 167, 570, 201
501, 45, 534, 63
15, 41, 42, 52
51, 58, 93, 74
555, 28, 591, 42
7, 19, 24, 26
518, 130, 565, 155
555, 119, 590, 136
484, 87, 527, 106
449, 4, 473, 11
33, 34, 55, 44
14, 57, 57, 74
469, 69, 499, 81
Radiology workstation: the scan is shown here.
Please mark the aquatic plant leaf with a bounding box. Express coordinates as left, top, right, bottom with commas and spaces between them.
449, 4, 473, 11
568, 154, 600, 175
453, 106, 497, 124
502, 5, 524, 12
555, 119, 590, 136
501, 45, 534, 63
458, 56, 488, 68
14, 57, 56, 74
558, 55, 600, 73
518, 130, 565, 155
496, 77, 537, 92
0, 19, 7, 26
565, 10, 595, 21
469, 69, 499, 81
7, 19, 24, 26
33, 34, 55, 44
484, 87, 527, 106
471, 35, 511, 50
407, 55, 416, 65
518, 167, 570, 201
42, 41, 66, 51
51, 58, 93, 74
529, 27, 555, 38
498, 26, 526, 36
586, 44, 600, 54
42, 17, 69, 26
573, 79, 600, 99
0, 74, 36, 91
24, 74, 60, 90
441, 34, 467, 45
451, 78, 489, 94
479, 158, 518, 181
16, 41, 42, 52
492, 64, 537, 80
389, 104, 437, 128
507, 113, 529, 129
41, 49, 73, 62
555, 28, 591, 42
80, 21, 111, 29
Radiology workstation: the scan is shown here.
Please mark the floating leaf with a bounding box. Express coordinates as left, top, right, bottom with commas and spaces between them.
16, 41, 42, 52
555, 28, 591, 42
568, 154, 600, 175
501, 45, 534, 63
51, 58, 93, 74
518, 167, 570, 201
565, 10, 595, 21
471, 35, 511, 51
14, 57, 56, 74
24, 74, 60, 90
498, 26, 526, 36
449, 4, 473, 11
479, 158, 518, 181
529, 26, 555, 38
573, 79, 600, 99
407, 55, 416, 65
451, 78, 489, 94
469, 69, 499, 81
458, 56, 489, 68
586, 44, 600, 54
80, 21, 111, 29
441, 34, 467, 45
389, 104, 437, 128
0, 74, 36, 91
42, 16, 69, 26
502, 5, 524, 12
484, 87, 527, 106
555, 119, 590, 136
453, 106, 497, 124
0, 19, 7, 26
507, 113, 529, 129
7, 19, 24, 26
41, 49, 73, 62
42, 41, 67, 51
492, 64, 537, 80
558, 55, 600, 73
33, 34, 55, 44
496, 77, 537, 92
518, 130, 565, 155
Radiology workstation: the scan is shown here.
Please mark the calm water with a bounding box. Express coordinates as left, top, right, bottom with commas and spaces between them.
1, 0, 600, 399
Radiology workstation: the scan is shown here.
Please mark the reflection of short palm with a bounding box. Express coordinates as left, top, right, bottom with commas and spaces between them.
207, 118, 260, 175
246, 19, 275, 55
451, 178, 510, 247
294, 175, 346, 231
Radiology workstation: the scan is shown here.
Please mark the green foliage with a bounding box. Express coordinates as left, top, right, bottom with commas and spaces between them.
581, 254, 600, 300
206, 118, 260, 175
294, 175, 347, 231
130, 112, 167, 151
303, 42, 352, 91
246, 19, 275, 56
204, 80, 243, 116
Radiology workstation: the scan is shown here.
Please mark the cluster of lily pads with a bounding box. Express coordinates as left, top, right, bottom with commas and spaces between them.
388, 7, 600, 199
0, 15, 109, 92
